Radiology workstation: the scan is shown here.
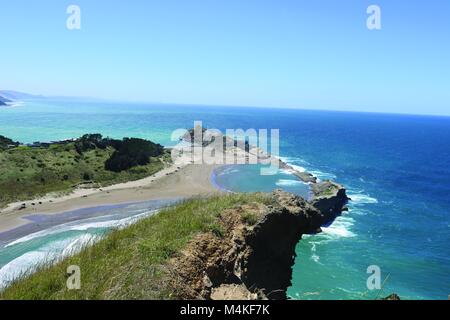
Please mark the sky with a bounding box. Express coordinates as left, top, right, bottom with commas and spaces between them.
1, 0, 449, 115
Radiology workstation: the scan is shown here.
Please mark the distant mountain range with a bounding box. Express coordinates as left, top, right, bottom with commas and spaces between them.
0, 90, 44, 100
0, 95, 12, 106
0, 90, 106, 104
0, 96, 12, 103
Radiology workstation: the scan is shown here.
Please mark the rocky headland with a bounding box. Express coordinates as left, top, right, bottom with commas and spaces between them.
170, 186, 348, 300
1, 127, 350, 300
172, 126, 350, 299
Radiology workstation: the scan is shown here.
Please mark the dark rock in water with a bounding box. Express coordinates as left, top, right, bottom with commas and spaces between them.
242, 191, 327, 300
382, 293, 401, 300
291, 171, 317, 183
278, 160, 317, 183
310, 181, 349, 223
169, 188, 350, 300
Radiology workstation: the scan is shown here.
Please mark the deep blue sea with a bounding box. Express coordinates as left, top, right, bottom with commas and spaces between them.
0, 99, 449, 299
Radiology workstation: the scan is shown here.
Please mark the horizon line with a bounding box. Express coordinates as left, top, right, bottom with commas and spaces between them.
2, 89, 450, 118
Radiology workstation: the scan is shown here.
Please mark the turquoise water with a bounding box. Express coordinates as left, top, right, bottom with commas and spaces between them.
212, 165, 310, 198
1, 100, 449, 299
0, 200, 178, 289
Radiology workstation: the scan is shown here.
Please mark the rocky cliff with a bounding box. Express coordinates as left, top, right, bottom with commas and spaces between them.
310, 180, 349, 222
170, 187, 348, 300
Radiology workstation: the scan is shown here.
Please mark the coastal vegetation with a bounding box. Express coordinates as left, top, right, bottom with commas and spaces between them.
0, 193, 272, 299
0, 135, 19, 150
0, 134, 169, 207
0, 188, 349, 300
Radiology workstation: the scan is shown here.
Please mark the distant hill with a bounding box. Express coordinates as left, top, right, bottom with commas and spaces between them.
0, 95, 12, 103
0, 90, 43, 100
0, 101, 6, 106
0, 133, 168, 206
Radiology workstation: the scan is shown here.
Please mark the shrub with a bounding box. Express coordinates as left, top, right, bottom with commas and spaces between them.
241, 212, 259, 225
83, 172, 92, 180
105, 138, 164, 172
0, 135, 19, 150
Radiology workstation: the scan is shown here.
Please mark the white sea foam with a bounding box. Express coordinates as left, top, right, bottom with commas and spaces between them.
309, 242, 321, 263
62, 234, 99, 257
0, 251, 49, 289
290, 164, 307, 173
0, 210, 158, 289
278, 156, 310, 165
308, 170, 337, 181
348, 193, 378, 205
67, 210, 153, 232
216, 167, 240, 176
6, 210, 156, 248
275, 179, 305, 187
4, 212, 120, 247
279, 156, 336, 182
348, 208, 372, 216
0, 236, 83, 289
320, 216, 356, 239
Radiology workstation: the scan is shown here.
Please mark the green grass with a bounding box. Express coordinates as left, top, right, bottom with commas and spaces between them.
0, 144, 171, 207
0, 193, 271, 300
241, 211, 259, 226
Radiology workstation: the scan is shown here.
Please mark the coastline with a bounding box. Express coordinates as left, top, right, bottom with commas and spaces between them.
0, 127, 351, 299
0, 142, 324, 235
0, 101, 24, 108
0, 162, 223, 234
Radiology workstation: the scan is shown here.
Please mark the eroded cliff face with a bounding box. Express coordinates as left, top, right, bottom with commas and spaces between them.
169, 186, 348, 300
310, 181, 349, 222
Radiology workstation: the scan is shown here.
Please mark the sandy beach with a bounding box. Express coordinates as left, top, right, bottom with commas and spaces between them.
0, 162, 223, 233
0, 136, 307, 234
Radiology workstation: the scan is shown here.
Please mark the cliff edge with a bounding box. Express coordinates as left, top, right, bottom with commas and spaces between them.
170, 187, 348, 300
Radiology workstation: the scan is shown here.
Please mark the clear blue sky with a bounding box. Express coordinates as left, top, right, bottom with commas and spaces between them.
1, 0, 449, 115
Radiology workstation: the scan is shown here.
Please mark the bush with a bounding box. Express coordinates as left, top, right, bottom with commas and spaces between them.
83, 172, 92, 180
241, 212, 259, 225
75, 134, 116, 154
105, 138, 164, 172
0, 135, 19, 150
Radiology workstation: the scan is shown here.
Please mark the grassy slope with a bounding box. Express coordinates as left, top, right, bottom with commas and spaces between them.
0, 143, 171, 207
0, 193, 270, 300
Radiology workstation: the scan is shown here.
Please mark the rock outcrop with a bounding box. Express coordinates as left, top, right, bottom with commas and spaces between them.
382, 293, 401, 300
310, 180, 349, 222
279, 161, 317, 183
170, 188, 347, 300
173, 125, 349, 300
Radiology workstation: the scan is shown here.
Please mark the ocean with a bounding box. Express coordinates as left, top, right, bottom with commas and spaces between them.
0, 99, 449, 299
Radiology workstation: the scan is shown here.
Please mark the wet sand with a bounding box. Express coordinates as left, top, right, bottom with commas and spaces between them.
0, 163, 222, 234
